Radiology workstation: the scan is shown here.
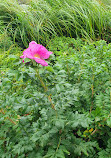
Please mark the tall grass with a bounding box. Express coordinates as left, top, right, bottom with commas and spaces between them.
0, 0, 110, 47
0, 0, 57, 47
96, 0, 111, 8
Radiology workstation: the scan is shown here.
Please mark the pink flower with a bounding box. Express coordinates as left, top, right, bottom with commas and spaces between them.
20, 41, 52, 66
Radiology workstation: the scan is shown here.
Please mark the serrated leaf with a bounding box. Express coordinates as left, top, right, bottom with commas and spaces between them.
46, 66, 54, 72
43, 149, 55, 158
55, 119, 65, 129
56, 148, 65, 158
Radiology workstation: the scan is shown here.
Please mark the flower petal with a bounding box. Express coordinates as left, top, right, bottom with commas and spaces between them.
29, 41, 37, 47
20, 55, 24, 58
37, 46, 53, 59
29, 41, 52, 59
42, 51, 53, 59
20, 41, 52, 66
23, 48, 34, 59
29, 41, 39, 54
34, 57, 48, 66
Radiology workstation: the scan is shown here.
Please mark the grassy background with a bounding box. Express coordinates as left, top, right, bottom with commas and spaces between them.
0, 0, 111, 48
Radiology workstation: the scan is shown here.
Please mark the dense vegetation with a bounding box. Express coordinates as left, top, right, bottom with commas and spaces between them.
0, 0, 111, 158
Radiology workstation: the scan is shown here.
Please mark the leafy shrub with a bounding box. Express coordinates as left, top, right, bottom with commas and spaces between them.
0, 37, 111, 157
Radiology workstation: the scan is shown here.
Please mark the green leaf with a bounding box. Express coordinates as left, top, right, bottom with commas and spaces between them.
107, 117, 111, 127
24, 58, 31, 63
55, 119, 65, 129
56, 148, 65, 158
46, 66, 54, 72
44, 149, 55, 158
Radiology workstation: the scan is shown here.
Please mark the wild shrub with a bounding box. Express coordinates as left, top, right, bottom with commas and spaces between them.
0, 37, 111, 157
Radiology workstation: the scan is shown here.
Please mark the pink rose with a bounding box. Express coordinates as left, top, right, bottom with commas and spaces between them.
20, 41, 52, 66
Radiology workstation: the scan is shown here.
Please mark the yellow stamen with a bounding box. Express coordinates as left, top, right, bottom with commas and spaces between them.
34, 54, 40, 58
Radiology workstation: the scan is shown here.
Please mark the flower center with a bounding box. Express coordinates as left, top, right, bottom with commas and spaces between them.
34, 54, 40, 58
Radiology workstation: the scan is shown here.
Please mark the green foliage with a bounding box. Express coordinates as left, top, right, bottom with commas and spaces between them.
0, 37, 111, 157
98, 139, 111, 158
0, 33, 13, 51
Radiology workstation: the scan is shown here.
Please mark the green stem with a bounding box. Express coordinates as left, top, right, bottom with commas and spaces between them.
36, 68, 48, 92
55, 136, 62, 154
36, 68, 56, 111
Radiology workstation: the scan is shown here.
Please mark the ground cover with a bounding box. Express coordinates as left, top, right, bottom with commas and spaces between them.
0, 37, 111, 157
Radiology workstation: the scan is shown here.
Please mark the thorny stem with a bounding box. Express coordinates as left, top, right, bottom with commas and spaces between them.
55, 136, 62, 153
88, 113, 111, 140
0, 109, 17, 125
110, 88, 111, 108
90, 74, 95, 113
36, 68, 56, 111
66, 62, 70, 81
36, 69, 48, 92
91, 128, 98, 135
